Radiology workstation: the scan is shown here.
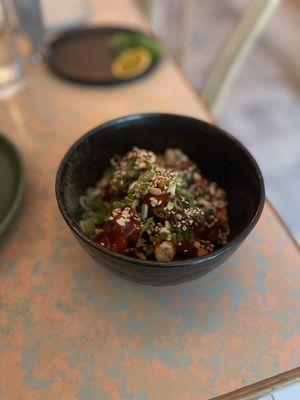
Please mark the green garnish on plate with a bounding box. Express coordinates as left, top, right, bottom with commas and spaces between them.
108, 32, 167, 59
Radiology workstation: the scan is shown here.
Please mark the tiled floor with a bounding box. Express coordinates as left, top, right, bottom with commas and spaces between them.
259, 382, 300, 399
149, 0, 300, 243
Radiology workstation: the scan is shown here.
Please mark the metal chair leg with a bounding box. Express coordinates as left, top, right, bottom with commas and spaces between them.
202, 0, 280, 116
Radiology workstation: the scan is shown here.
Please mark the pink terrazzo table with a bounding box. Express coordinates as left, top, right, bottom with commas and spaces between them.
0, 1, 299, 399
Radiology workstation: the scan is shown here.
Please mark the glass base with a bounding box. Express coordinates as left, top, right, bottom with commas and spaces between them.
0, 59, 25, 99
0, 79, 25, 99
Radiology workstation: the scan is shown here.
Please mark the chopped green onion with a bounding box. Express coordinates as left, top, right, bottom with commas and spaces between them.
141, 203, 148, 220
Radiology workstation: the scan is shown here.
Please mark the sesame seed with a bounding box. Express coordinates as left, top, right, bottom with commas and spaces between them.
149, 187, 162, 196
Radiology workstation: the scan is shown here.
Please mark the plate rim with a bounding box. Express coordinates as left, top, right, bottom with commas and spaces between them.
0, 134, 25, 236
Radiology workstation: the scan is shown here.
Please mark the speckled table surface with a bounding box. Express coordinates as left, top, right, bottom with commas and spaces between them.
0, 1, 299, 399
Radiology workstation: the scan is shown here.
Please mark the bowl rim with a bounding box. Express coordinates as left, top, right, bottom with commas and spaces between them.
55, 112, 265, 268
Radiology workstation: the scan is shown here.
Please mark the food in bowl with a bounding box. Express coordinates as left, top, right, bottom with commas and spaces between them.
79, 147, 230, 262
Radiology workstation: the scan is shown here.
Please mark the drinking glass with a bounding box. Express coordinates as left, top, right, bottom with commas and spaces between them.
13, 0, 46, 63
0, 0, 24, 98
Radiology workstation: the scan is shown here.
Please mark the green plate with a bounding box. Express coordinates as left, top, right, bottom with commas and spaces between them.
0, 134, 24, 235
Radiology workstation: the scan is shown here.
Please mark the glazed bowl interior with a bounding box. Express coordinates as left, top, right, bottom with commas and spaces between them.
57, 114, 264, 253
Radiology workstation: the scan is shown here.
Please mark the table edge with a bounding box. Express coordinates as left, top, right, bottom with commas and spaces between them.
266, 199, 299, 249
212, 367, 300, 400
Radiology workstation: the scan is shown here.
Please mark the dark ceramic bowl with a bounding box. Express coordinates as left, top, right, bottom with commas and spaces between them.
56, 113, 265, 286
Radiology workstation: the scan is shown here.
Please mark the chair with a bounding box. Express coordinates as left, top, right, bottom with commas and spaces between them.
138, 0, 280, 116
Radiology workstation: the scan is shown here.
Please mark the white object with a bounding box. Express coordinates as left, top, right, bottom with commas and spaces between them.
273, 382, 300, 400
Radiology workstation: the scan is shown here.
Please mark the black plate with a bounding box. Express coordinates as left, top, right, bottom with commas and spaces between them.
47, 26, 162, 85
0, 134, 24, 235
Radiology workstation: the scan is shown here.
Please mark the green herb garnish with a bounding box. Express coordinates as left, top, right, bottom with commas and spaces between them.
108, 32, 167, 60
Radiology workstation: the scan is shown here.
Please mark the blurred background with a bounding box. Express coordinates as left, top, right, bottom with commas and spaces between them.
135, 0, 300, 243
